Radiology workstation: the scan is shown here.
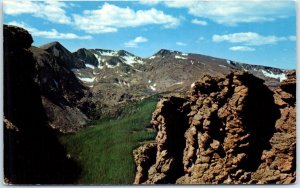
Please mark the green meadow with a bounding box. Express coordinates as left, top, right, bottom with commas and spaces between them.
59, 97, 158, 184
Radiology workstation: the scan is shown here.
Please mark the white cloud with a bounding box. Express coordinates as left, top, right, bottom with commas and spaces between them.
176, 42, 187, 46
213, 32, 287, 46
125, 36, 148, 48
164, 0, 294, 26
7, 21, 92, 40
191, 19, 207, 26
229, 46, 255, 52
4, 0, 71, 24
139, 0, 161, 5
72, 3, 180, 34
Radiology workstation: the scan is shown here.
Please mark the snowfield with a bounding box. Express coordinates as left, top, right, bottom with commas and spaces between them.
261, 70, 287, 82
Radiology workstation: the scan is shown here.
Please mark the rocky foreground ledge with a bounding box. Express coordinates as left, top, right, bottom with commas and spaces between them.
133, 71, 296, 184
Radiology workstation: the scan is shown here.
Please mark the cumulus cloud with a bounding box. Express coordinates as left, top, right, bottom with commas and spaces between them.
229, 46, 255, 52
73, 3, 180, 34
191, 19, 207, 26
176, 42, 187, 46
213, 32, 288, 46
4, 0, 71, 24
125, 36, 148, 48
164, 0, 294, 26
7, 21, 92, 40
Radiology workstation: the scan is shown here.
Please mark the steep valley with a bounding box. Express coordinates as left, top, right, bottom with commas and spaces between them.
3, 25, 295, 184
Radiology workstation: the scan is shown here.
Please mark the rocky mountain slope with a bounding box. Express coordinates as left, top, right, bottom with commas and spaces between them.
29, 46, 95, 133
38, 41, 288, 117
133, 71, 296, 184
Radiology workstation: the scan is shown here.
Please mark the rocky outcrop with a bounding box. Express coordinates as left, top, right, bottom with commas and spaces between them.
133, 71, 296, 184
3, 25, 81, 184
250, 70, 296, 184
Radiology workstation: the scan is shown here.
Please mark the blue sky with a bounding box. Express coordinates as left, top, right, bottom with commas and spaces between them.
3, 0, 296, 69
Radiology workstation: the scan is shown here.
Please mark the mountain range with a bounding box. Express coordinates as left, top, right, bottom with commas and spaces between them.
33, 39, 289, 128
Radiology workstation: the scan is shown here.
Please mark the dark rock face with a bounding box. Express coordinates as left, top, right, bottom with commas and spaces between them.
73, 48, 99, 66
30, 46, 93, 133
3, 25, 81, 184
40, 41, 85, 69
117, 49, 134, 57
133, 71, 296, 184
154, 49, 181, 57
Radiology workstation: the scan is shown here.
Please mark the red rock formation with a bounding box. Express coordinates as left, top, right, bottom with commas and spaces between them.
133, 71, 296, 184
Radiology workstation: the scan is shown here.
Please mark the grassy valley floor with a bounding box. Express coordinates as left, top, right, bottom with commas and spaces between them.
59, 98, 158, 184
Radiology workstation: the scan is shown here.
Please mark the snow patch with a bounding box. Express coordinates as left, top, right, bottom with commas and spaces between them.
148, 80, 152, 83
93, 53, 102, 63
175, 55, 187, 60
107, 63, 119, 69
122, 54, 144, 66
149, 56, 156, 59
122, 55, 135, 66
86, 64, 95, 69
173, 82, 184, 85
76, 72, 82, 76
182, 53, 188, 56
171, 82, 184, 86
122, 81, 130, 87
191, 83, 195, 88
261, 70, 287, 82
149, 85, 156, 91
98, 50, 117, 56
136, 59, 144, 64
149, 83, 157, 91
218, 65, 227, 68
78, 76, 95, 83
134, 69, 142, 72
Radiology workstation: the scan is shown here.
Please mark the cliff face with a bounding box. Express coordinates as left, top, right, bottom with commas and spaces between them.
30, 46, 94, 133
133, 71, 296, 184
3, 25, 81, 184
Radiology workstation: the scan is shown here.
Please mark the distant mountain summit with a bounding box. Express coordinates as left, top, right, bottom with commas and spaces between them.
40, 41, 85, 69
154, 49, 182, 57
